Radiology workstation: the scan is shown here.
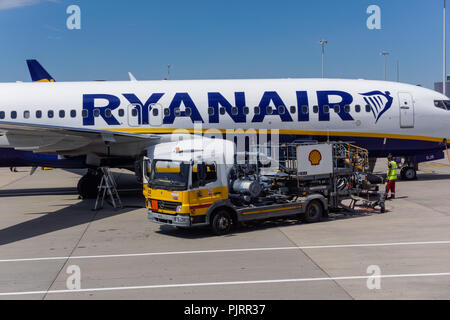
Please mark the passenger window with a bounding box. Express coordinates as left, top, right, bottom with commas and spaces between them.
254, 107, 260, 115
355, 105, 361, 113
243, 107, 249, 115
344, 105, 350, 113
94, 109, 100, 117
174, 108, 181, 117
302, 105, 309, 114
220, 107, 226, 115
152, 108, 159, 116
118, 109, 125, 117
36, 111, 42, 119
208, 107, 214, 115
290, 106, 296, 114
70, 110, 77, 118
323, 105, 330, 113
185, 108, 192, 117
11, 111, 17, 119
334, 105, 340, 113
105, 109, 112, 118
82, 110, 88, 118
365, 105, 371, 112
59, 110, 65, 118
278, 106, 286, 115
231, 107, 238, 115
164, 108, 170, 116
48, 110, 54, 118
266, 106, 273, 115
313, 106, 319, 113
0, 111, 4, 119
24, 111, 30, 119
131, 108, 138, 117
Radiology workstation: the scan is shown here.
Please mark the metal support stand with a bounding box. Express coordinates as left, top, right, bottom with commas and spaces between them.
93, 167, 122, 210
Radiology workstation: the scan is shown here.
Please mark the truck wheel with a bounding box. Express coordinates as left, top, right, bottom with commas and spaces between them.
303, 200, 323, 223
211, 210, 233, 235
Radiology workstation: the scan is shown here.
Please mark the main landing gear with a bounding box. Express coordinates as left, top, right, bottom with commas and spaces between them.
77, 169, 102, 199
400, 166, 417, 181
398, 157, 418, 181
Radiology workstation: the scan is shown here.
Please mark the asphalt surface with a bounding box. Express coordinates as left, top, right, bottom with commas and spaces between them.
0, 161, 449, 300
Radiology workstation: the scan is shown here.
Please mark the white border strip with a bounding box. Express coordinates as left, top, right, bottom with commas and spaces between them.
1, 272, 450, 296
1, 240, 450, 263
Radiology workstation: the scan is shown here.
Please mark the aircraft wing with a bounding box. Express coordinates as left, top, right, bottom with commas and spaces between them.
0, 121, 160, 157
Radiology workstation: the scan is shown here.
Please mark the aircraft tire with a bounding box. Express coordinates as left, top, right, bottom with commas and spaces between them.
77, 173, 102, 199
401, 167, 417, 181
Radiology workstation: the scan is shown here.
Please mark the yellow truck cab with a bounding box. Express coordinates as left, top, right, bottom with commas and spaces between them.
143, 138, 385, 235
143, 138, 238, 234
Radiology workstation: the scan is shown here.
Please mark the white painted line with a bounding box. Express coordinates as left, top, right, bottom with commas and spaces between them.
1, 272, 450, 296
1, 240, 449, 263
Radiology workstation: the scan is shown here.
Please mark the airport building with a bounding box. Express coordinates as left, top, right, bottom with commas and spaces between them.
434, 75, 450, 94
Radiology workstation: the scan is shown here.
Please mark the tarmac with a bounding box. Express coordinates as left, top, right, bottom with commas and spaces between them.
0, 160, 449, 300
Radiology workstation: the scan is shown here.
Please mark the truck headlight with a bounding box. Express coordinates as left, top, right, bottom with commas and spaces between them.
176, 205, 182, 212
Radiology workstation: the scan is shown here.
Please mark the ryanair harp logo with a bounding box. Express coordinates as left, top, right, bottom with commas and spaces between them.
360, 91, 393, 123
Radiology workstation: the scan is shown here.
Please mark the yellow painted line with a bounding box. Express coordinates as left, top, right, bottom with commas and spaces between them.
103, 128, 447, 143
422, 162, 450, 168
243, 205, 302, 215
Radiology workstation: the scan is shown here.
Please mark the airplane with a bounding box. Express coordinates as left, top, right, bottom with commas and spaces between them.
0, 77, 448, 199
0, 60, 88, 173
0, 60, 143, 195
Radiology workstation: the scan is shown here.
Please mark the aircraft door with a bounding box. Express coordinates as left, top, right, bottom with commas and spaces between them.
149, 103, 163, 127
128, 104, 141, 127
399, 92, 414, 128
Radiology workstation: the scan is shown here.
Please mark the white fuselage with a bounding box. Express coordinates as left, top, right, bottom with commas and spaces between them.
0, 78, 448, 159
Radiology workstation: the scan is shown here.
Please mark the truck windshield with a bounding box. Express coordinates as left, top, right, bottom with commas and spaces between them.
149, 160, 190, 191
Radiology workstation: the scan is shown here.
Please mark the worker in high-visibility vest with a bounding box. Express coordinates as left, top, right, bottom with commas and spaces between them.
386, 154, 398, 199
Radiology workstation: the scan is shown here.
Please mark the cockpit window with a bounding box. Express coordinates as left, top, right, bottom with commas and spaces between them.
434, 100, 450, 110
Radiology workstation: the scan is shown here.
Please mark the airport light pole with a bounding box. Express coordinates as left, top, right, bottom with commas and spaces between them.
444, 0, 447, 96
319, 40, 328, 78
380, 51, 389, 81
168, 64, 171, 80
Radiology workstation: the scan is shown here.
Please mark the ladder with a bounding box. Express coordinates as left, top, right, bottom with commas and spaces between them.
93, 167, 122, 210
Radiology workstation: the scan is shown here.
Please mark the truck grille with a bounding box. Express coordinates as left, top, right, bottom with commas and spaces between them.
154, 200, 180, 212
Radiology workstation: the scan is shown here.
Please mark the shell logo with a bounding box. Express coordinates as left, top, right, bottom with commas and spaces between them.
308, 150, 322, 166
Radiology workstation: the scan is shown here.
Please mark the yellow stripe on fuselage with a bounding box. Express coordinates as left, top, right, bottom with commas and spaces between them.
155, 168, 180, 173
103, 128, 447, 143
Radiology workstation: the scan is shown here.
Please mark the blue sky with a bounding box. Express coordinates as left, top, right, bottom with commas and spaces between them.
0, 0, 446, 89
